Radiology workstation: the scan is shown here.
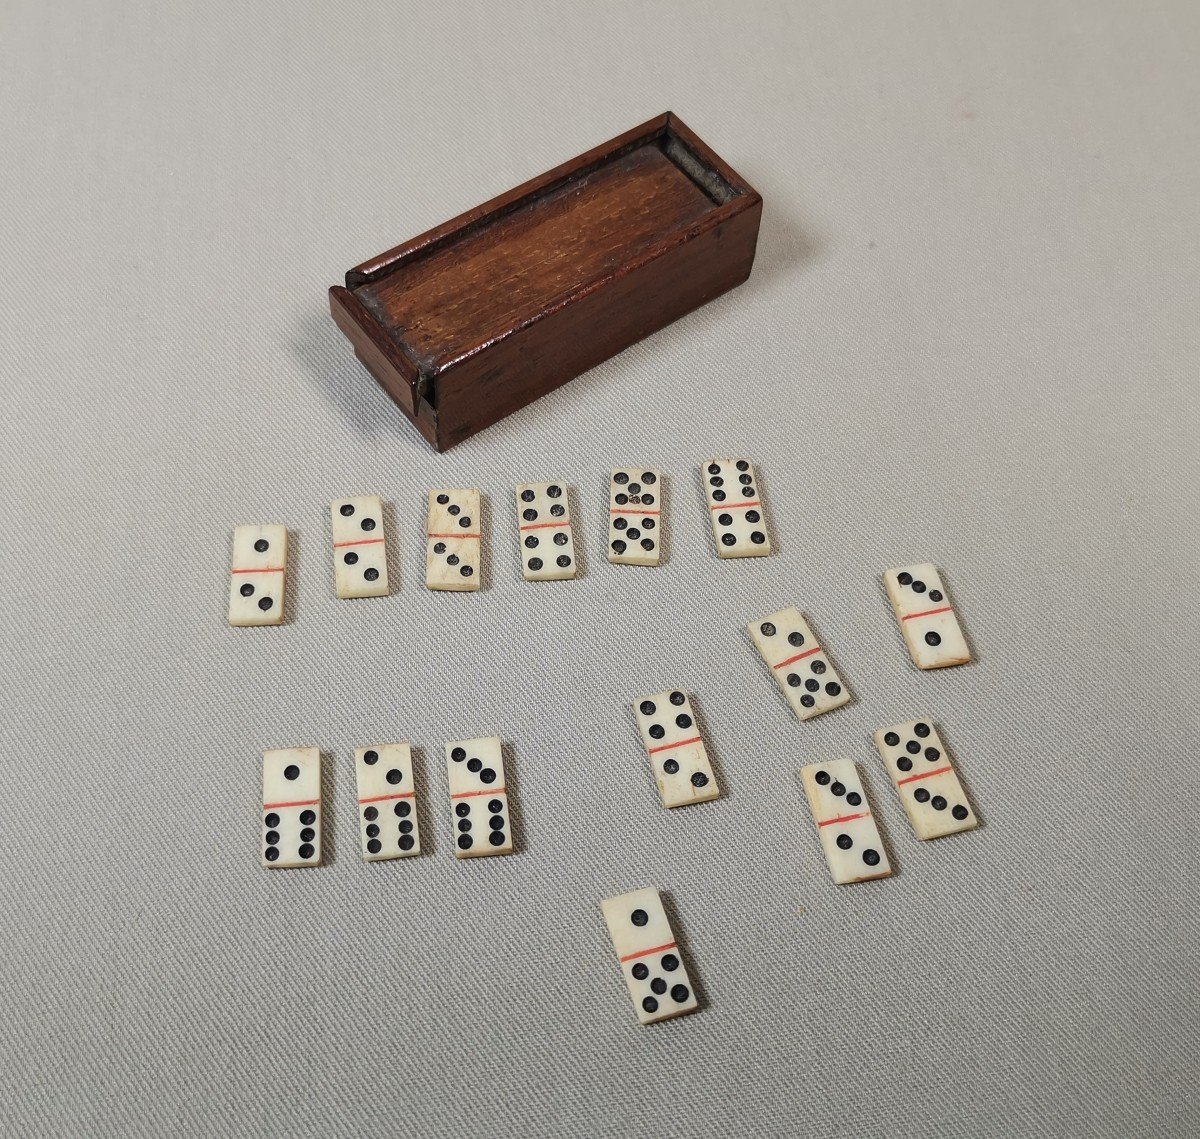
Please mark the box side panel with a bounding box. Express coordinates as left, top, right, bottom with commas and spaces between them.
432, 197, 762, 450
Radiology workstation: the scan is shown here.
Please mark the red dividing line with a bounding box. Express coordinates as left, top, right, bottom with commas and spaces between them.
610, 508, 661, 515
818, 811, 871, 828
773, 647, 821, 669
263, 798, 320, 810
898, 765, 952, 787
428, 533, 480, 540
619, 940, 677, 964
231, 567, 283, 574
450, 787, 506, 800
358, 791, 416, 805
902, 606, 953, 622
519, 520, 570, 531
710, 500, 761, 511
333, 538, 385, 549
647, 736, 701, 756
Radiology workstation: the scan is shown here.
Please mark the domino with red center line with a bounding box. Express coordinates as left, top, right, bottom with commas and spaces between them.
600, 886, 699, 1025
873, 718, 977, 839
262, 747, 321, 868
355, 744, 421, 861
747, 607, 851, 720
633, 689, 719, 808
228, 524, 286, 626
427, 489, 481, 591
703, 458, 771, 558
608, 468, 662, 565
330, 495, 389, 598
515, 481, 577, 581
446, 737, 513, 857
883, 563, 970, 669
799, 759, 891, 885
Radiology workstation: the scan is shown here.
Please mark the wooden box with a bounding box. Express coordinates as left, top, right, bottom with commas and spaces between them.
329, 112, 762, 451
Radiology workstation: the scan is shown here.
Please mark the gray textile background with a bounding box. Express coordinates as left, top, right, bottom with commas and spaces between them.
1, 0, 1197, 1135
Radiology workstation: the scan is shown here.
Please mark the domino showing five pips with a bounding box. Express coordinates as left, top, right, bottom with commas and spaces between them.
242, 459, 980, 1025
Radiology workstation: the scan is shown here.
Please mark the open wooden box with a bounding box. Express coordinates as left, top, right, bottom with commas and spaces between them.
329, 113, 762, 451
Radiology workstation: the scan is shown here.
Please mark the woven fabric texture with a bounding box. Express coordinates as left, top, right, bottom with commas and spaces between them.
1, 0, 1197, 1135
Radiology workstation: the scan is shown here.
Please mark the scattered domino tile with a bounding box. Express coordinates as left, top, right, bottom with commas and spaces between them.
702, 458, 772, 558
600, 887, 699, 1025
426, 489, 481, 591
873, 718, 977, 839
355, 744, 421, 860
883, 563, 970, 670
515, 481, 578, 581
330, 495, 390, 599
799, 759, 891, 885
747, 607, 851, 720
228, 524, 287, 626
608, 468, 662, 565
446, 737, 513, 857
262, 747, 321, 868
632, 690, 720, 808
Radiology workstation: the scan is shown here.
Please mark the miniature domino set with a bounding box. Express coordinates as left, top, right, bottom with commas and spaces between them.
235, 458, 982, 1024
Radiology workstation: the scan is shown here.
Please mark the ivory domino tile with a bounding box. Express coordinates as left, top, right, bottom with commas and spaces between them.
883, 563, 970, 669
426, 489, 481, 591
747, 607, 851, 720
600, 887, 699, 1025
873, 718, 977, 839
633, 690, 719, 808
515, 481, 578, 581
608, 468, 662, 565
330, 495, 390, 598
702, 458, 771, 558
262, 747, 321, 868
799, 759, 891, 885
355, 744, 421, 860
446, 737, 513, 857
228, 524, 286, 626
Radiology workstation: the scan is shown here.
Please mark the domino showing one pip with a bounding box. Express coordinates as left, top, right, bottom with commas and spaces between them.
799, 759, 891, 885
228, 525, 286, 626
633, 690, 719, 808
703, 458, 771, 558
600, 887, 699, 1025
426, 489, 481, 591
515, 481, 577, 581
262, 747, 321, 868
608, 468, 662, 565
883, 563, 970, 669
747, 607, 851, 720
330, 495, 389, 598
446, 737, 513, 857
355, 744, 421, 860
873, 719, 977, 839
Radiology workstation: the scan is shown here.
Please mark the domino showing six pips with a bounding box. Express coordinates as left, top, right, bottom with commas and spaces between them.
238, 459, 983, 1024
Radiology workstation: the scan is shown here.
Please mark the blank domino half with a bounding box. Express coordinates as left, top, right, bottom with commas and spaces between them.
747, 607, 851, 720
873, 718, 977, 839
330, 495, 390, 598
228, 524, 286, 626
515, 481, 578, 581
608, 468, 662, 565
883, 563, 970, 669
799, 759, 891, 885
355, 744, 421, 860
632, 690, 719, 808
600, 887, 699, 1025
262, 747, 321, 868
427, 489, 481, 591
446, 737, 513, 857
702, 458, 771, 558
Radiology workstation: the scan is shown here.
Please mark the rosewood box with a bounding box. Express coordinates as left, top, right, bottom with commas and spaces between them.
329, 112, 762, 451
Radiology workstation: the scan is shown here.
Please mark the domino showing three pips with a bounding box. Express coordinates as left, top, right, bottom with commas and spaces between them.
262, 736, 517, 868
